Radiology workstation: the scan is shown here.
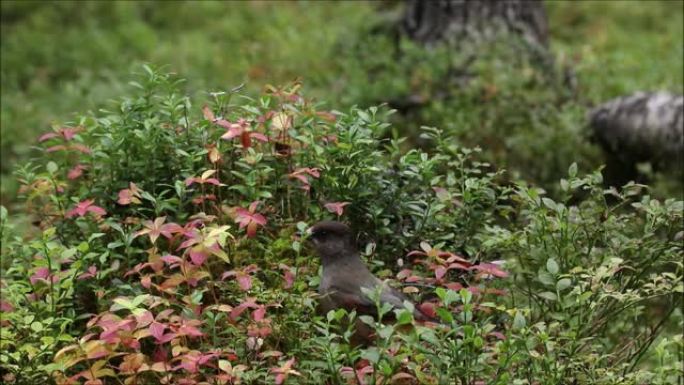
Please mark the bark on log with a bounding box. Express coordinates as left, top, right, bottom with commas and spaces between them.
589, 91, 684, 186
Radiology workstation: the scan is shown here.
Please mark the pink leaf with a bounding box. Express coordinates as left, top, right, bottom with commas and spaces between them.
141, 275, 152, 289
178, 324, 204, 338
87, 205, 106, 216
70, 144, 92, 154
324, 202, 350, 216
469, 263, 509, 278
236, 274, 252, 291
434, 266, 447, 281
30, 267, 50, 285
279, 264, 295, 289
418, 302, 437, 319
149, 322, 166, 341
61, 127, 82, 141
77, 265, 97, 280
160, 254, 182, 265
38, 132, 60, 142
66, 199, 106, 218
252, 306, 266, 322
250, 132, 269, 142
202, 106, 216, 121
68, 164, 87, 180
0, 300, 14, 312
445, 282, 464, 291
489, 331, 507, 340
234, 202, 267, 238
189, 249, 207, 266
396, 269, 413, 280
46, 144, 67, 153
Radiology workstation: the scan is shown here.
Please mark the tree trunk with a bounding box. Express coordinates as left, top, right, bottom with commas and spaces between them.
402, 0, 548, 48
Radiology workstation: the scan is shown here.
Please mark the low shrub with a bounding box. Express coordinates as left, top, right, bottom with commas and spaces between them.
1, 68, 681, 384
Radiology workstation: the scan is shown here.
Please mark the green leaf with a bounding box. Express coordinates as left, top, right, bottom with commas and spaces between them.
556, 278, 572, 291
60, 248, 78, 260
358, 315, 375, 327
459, 288, 472, 305
361, 347, 380, 364
538, 270, 555, 286
513, 311, 526, 330
46, 161, 58, 174
542, 198, 557, 211
436, 308, 454, 324
395, 309, 413, 325
546, 258, 559, 275
88, 233, 106, 242
112, 297, 134, 310
538, 291, 557, 301
568, 162, 578, 178
377, 325, 393, 339
30, 321, 44, 332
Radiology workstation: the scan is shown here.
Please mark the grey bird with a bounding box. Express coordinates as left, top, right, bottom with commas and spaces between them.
306, 221, 432, 340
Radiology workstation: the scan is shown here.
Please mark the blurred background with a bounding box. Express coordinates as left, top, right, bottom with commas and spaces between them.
2, 0, 683, 209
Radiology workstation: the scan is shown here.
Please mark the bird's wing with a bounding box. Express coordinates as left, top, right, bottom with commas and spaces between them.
321, 284, 378, 316
323, 281, 425, 320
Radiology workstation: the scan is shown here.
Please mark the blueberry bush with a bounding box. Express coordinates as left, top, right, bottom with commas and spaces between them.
1, 67, 681, 384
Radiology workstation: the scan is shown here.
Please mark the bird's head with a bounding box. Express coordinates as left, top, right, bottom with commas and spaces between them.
305, 221, 356, 262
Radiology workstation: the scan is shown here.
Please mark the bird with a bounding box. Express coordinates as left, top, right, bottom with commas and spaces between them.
306, 220, 433, 343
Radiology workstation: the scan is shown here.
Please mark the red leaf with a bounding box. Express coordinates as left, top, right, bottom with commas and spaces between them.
418, 302, 437, 319
234, 202, 267, 238
240, 131, 252, 148
229, 298, 259, 321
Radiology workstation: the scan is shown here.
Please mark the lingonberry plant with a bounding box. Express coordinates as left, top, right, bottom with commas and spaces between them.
1, 67, 681, 384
